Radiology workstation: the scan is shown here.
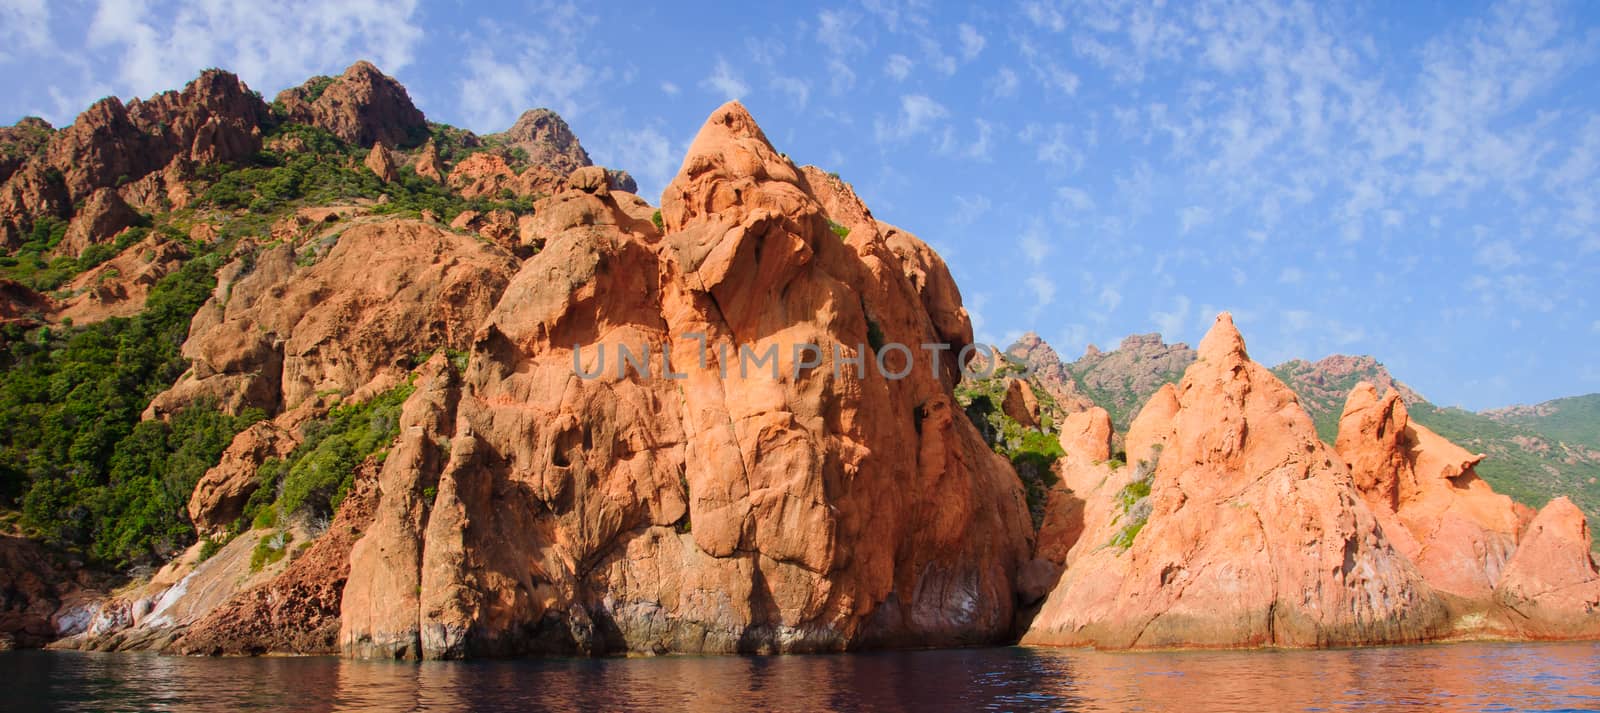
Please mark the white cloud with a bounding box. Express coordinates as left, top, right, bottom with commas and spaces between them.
87, 0, 424, 102
770, 75, 810, 109
874, 93, 947, 142
1099, 286, 1122, 311
1473, 240, 1525, 270
940, 119, 992, 161
1152, 295, 1192, 340
817, 9, 866, 56
951, 195, 991, 225
1021, 0, 1067, 32
884, 54, 913, 81
990, 67, 1019, 98
660, 81, 680, 95
0, 0, 50, 63
1020, 225, 1051, 265
1591, 320, 1600, 333
1278, 267, 1304, 284
1058, 187, 1095, 213
700, 57, 748, 102
591, 126, 676, 202
1179, 206, 1212, 234
455, 1, 598, 129
1025, 274, 1057, 309
957, 23, 986, 60
826, 57, 856, 94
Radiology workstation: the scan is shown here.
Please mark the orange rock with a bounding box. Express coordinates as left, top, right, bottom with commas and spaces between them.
413, 138, 444, 183
1495, 497, 1600, 638
60, 188, 137, 257
186, 415, 303, 534
1058, 407, 1114, 466
1336, 383, 1522, 601
1001, 378, 1041, 428
55, 234, 189, 325
146, 219, 519, 417
364, 143, 398, 184
1023, 313, 1447, 649
274, 61, 426, 148
340, 101, 1031, 658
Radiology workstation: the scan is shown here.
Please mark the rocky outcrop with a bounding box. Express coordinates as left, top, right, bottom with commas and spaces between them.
172, 457, 383, 655
446, 152, 567, 201
0, 279, 50, 329
1336, 384, 1524, 602
46, 69, 268, 204
1002, 378, 1040, 429
60, 188, 139, 257
338, 101, 1031, 659
54, 234, 188, 325
364, 143, 398, 183
495, 108, 593, 176
1071, 333, 1198, 430
1007, 333, 1097, 413
1023, 313, 1447, 649
0, 117, 54, 184
413, 138, 444, 183
186, 413, 306, 535
0, 69, 264, 247
0, 535, 106, 649
146, 219, 519, 418
274, 61, 427, 148
1495, 497, 1600, 639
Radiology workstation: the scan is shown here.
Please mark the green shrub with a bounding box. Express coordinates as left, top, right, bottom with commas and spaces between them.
828, 219, 850, 240
271, 383, 412, 521
249, 530, 292, 572
651, 210, 664, 231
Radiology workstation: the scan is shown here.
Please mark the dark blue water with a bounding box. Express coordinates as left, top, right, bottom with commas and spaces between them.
3, 641, 1598, 712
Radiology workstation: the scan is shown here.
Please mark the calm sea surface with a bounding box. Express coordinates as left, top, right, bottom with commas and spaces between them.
3, 641, 1598, 712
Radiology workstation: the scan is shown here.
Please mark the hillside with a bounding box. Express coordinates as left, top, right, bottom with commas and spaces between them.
1004, 333, 1600, 541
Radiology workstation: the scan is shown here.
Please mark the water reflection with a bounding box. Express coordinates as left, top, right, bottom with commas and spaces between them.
3, 641, 1598, 712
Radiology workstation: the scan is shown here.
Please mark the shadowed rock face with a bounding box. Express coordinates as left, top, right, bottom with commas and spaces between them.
1023, 313, 1449, 649
337, 101, 1031, 659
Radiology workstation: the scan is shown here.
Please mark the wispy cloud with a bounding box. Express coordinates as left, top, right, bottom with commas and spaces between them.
87, 0, 425, 104
874, 93, 947, 142
700, 57, 748, 102
957, 23, 986, 60
884, 53, 913, 81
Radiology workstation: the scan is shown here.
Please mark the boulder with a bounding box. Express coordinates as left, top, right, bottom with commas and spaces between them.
1494, 497, 1600, 639
364, 143, 398, 184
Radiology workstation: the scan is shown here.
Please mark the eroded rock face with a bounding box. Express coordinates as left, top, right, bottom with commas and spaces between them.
147, 219, 519, 417
1002, 378, 1040, 429
1023, 313, 1447, 649
54, 235, 189, 325
60, 188, 139, 257
1, 70, 263, 247
339, 101, 1031, 659
1007, 333, 1097, 413
365, 143, 398, 184
1336, 384, 1523, 602
274, 61, 427, 148
1495, 497, 1600, 639
413, 138, 444, 183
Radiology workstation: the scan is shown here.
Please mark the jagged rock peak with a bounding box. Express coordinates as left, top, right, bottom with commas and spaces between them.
274, 60, 427, 148
1196, 311, 1247, 363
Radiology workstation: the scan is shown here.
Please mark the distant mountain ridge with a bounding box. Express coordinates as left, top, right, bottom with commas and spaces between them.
1000, 332, 1600, 538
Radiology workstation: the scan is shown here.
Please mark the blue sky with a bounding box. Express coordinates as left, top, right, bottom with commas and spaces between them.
2, 0, 1597, 410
